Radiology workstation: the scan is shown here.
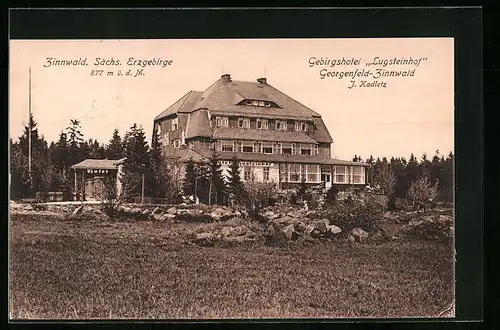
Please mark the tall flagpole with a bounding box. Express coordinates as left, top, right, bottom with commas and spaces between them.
28, 67, 32, 191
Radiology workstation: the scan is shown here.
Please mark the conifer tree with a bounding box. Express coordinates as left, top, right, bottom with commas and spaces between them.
106, 128, 123, 159
207, 150, 226, 205
122, 124, 150, 198
183, 158, 197, 197
226, 156, 244, 202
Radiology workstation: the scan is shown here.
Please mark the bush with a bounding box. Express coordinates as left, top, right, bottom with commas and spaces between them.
237, 181, 278, 219
408, 176, 438, 211
406, 219, 453, 241
325, 187, 339, 204
321, 195, 385, 232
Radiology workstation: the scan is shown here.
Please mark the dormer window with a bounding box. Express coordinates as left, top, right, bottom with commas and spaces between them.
256, 119, 268, 130
244, 99, 275, 107
276, 120, 287, 131
171, 117, 178, 131
216, 116, 229, 127
295, 121, 309, 132
238, 117, 251, 129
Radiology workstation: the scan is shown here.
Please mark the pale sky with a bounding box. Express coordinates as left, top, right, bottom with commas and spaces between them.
9, 38, 454, 160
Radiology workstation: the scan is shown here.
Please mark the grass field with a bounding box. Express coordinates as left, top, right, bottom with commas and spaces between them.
9, 214, 454, 319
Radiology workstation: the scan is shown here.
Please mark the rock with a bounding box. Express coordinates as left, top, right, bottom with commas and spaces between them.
263, 210, 280, 221
162, 213, 176, 221
282, 224, 298, 241
304, 224, 315, 235
167, 207, 177, 215
327, 224, 342, 234
351, 227, 369, 242
295, 221, 306, 233
152, 207, 162, 214
312, 220, 328, 233
231, 226, 249, 237
287, 210, 305, 219
438, 215, 453, 224
73, 205, 84, 215
194, 232, 215, 246
210, 207, 233, 221
422, 215, 435, 222
131, 208, 142, 215
23, 204, 34, 211
153, 214, 163, 221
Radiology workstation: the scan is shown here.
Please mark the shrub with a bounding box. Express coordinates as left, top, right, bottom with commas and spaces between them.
406, 219, 453, 241
237, 181, 278, 219
407, 176, 438, 212
325, 186, 339, 204
321, 195, 385, 232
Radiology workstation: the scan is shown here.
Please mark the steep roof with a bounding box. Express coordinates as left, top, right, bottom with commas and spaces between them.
213, 127, 317, 144
71, 158, 125, 170
311, 116, 333, 143
154, 91, 203, 121
185, 110, 213, 138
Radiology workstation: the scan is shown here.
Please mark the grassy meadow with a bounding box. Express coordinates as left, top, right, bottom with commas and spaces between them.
9, 213, 454, 319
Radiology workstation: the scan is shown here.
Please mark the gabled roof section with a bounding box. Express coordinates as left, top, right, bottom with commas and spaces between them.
154, 90, 203, 121
186, 110, 213, 138
311, 116, 333, 143
197, 77, 321, 118
213, 127, 317, 144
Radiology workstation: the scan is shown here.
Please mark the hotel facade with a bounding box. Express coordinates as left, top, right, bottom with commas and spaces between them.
153, 74, 368, 190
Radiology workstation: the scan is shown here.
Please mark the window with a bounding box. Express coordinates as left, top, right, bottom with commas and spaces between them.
300, 144, 312, 156
301, 122, 308, 131
275, 120, 287, 131
252, 100, 259, 106
172, 118, 178, 131
188, 141, 194, 149
289, 164, 301, 182
264, 101, 271, 107
279, 164, 288, 182
307, 165, 320, 183
277, 142, 282, 154
291, 143, 297, 155
244, 166, 253, 181
263, 167, 270, 181
238, 117, 250, 128
172, 139, 181, 148
262, 142, 273, 154
259, 101, 265, 107
255, 141, 261, 153
221, 140, 234, 152
242, 141, 254, 153
281, 142, 292, 154
216, 116, 229, 127
295, 121, 301, 131
352, 166, 365, 184
334, 166, 347, 183
246, 100, 253, 105
314, 144, 319, 156
256, 119, 268, 130
156, 123, 162, 134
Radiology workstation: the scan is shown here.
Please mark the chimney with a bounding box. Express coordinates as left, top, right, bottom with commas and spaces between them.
221, 73, 231, 83
257, 77, 267, 84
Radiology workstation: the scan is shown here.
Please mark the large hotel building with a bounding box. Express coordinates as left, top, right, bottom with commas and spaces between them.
153, 74, 368, 190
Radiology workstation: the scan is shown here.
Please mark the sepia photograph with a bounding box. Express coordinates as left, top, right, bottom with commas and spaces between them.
9, 37, 455, 319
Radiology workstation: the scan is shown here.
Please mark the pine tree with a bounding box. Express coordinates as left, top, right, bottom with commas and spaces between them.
106, 128, 123, 160
226, 156, 244, 202
66, 119, 85, 165
207, 150, 226, 205
148, 127, 171, 199
183, 158, 197, 197
122, 124, 151, 199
